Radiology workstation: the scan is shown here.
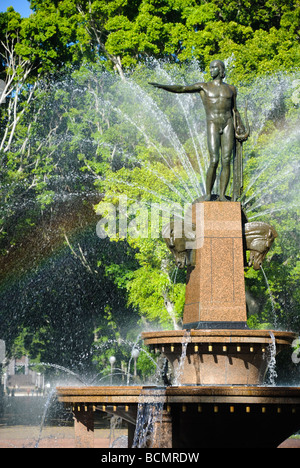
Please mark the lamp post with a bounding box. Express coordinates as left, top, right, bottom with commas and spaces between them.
109, 356, 116, 385
131, 348, 140, 379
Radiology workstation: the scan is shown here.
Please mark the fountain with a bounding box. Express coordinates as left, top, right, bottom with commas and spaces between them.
56, 60, 300, 448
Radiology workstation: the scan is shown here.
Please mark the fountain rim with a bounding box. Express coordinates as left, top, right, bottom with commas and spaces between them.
141, 329, 297, 346
56, 384, 300, 405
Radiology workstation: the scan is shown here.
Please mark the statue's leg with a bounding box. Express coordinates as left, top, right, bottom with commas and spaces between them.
220, 121, 234, 200
206, 123, 220, 199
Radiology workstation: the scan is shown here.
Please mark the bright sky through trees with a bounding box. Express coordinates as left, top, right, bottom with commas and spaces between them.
0, 0, 32, 17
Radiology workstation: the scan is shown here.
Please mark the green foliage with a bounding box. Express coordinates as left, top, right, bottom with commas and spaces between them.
2, 0, 298, 80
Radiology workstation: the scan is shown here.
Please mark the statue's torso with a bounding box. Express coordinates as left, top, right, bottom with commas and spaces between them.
200, 82, 235, 124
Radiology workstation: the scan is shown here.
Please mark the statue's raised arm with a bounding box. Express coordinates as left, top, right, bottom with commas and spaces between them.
149, 82, 204, 94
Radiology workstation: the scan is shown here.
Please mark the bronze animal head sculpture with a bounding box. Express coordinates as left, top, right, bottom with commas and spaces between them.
244, 221, 278, 270
163, 220, 277, 271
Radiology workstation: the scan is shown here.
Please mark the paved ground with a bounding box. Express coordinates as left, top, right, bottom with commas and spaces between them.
278, 438, 300, 448
0, 425, 299, 448
0, 425, 127, 448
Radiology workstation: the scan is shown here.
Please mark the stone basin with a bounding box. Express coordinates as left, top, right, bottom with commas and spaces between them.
56, 384, 300, 448
142, 329, 297, 385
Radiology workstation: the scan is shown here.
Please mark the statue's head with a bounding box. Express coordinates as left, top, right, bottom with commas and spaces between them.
210, 60, 226, 79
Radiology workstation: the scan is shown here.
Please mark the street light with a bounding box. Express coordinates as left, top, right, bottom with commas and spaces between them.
131, 348, 140, 379
109, 356, 116, 385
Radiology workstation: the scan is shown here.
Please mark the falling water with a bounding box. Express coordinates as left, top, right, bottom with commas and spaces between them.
172, 266, 179, 284
34, 388, 57, 448
93, 336, 163, 385
266, 331, 278, 386
36, 362, 88, 385
110, 434, 128, 448
126, 334, 142, 385
173, 330, 191, 386
109, 415, 126, 447
132, 389, 166, 448
260, 265, 278, 329
123, 78, 203, 198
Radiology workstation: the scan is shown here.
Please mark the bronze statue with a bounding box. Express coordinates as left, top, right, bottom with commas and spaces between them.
150, 60, 249, 201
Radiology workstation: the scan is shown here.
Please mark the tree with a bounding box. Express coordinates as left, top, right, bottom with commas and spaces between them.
20, 0, 300, 81
0, 9, 37, 153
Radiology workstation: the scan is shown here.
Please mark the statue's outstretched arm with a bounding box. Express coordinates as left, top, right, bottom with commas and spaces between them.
149, 82, 203, 93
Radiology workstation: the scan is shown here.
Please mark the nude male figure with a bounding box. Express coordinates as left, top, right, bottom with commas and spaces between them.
150, 60, 244, 201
